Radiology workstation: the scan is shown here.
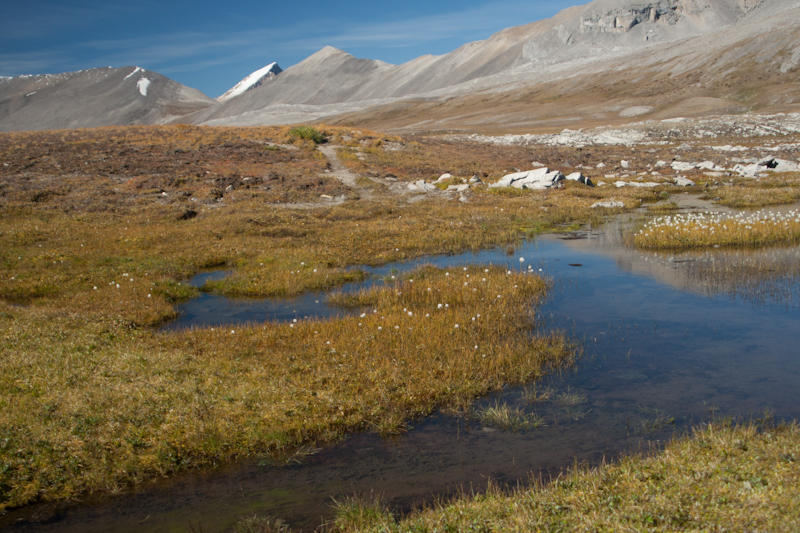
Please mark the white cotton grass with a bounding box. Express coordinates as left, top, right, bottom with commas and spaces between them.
635, 209, 800, 248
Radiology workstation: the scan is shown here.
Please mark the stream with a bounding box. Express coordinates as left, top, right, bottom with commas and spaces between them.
5, 200, 800, 532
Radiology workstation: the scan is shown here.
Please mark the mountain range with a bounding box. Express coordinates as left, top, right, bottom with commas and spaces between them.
1, 0, 798, 132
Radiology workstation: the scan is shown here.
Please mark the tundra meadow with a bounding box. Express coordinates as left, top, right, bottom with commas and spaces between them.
1, 124, 799, 529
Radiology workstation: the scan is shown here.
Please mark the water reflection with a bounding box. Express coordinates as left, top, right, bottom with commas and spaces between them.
564, 208, 800, 308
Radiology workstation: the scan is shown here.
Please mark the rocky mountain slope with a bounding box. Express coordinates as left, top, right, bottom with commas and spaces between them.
197, 0, 800, 129
0, 66, 213, 132
1, 0, 797, 132
330, 0, 800, 132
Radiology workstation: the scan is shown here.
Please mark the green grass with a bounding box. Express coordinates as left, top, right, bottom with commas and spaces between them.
289, 126, 327, 144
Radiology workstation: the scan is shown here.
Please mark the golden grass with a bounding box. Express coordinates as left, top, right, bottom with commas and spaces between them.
332, 422, 800, 532
0, 266, 572, 510
634, 209, 800, 249
714, 186, 800, 208
0, 126, 624, 510
708, 174, 800, 208
5, 123, 778, 516
475, 401, 545, 432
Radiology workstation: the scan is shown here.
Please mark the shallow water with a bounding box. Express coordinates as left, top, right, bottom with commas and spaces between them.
6, 214, 800, 532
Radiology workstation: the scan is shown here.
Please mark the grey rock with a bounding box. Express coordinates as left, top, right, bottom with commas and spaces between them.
0, 66, 213, 131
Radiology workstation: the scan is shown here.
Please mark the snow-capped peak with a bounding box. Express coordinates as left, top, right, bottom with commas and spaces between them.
124, 66, 144, 80
217, 62, 282, 102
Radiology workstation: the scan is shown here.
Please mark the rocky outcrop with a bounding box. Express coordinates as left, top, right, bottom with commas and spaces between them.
490, 168, 597, 190
733, 156, 800, 177
490, 168, 566, 190
579, 1, 681, 34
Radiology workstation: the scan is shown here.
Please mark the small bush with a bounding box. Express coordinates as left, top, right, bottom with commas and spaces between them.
289, 126, 327, 144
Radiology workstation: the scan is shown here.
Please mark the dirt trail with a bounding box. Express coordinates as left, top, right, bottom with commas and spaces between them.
318, 144, 376, 200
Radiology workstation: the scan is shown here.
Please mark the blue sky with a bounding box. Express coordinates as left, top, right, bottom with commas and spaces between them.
1, 1, 574, 98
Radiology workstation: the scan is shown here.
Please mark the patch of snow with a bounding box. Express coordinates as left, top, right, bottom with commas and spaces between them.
137, 77, 151, 97
218, 62, 280, 102
124, 66, 143, 80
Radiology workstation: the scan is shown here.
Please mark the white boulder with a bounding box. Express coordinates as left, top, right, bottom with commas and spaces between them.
565, 172, 594, 186
490, 168, 565, 190
407, 180, 436, 193
591, 200, 625, 209
733, 157, 800, 178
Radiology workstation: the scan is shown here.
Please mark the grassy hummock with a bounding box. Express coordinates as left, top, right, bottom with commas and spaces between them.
0, 266, 572, 510
634, 209, 800, 249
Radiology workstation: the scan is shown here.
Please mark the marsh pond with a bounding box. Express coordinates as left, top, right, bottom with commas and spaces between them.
6, 202, 800, 532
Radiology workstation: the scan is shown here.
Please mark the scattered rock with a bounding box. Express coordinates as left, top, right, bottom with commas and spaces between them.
407, 180, 436, 193
732, 163, 763, 177
758, 157, 799, 172
712, 145, 748, 152
591, 200, 624, 208
671, 161, 723, 172
565, 172, 594, 186
615, 180, 659, 188
671, 161, 695, 172
731, 157, 799, 178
